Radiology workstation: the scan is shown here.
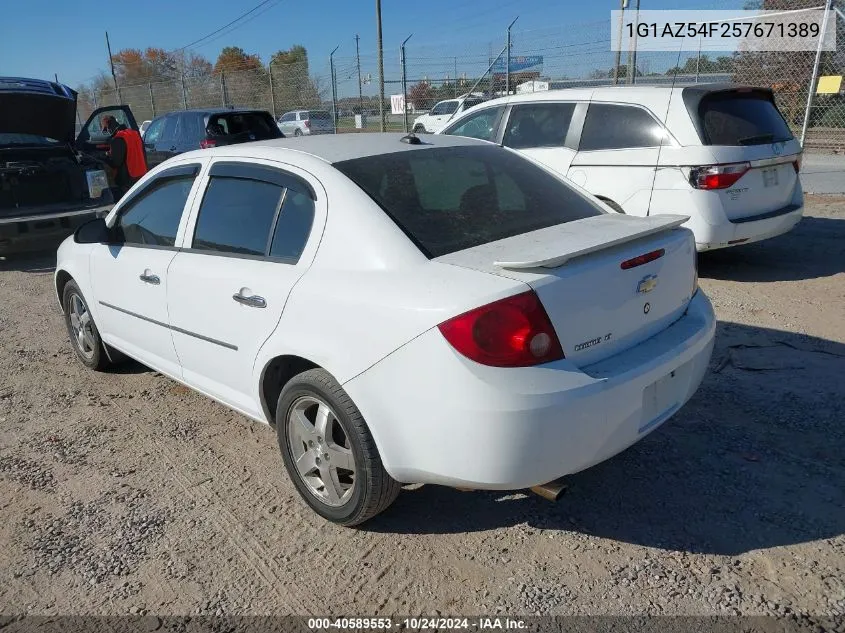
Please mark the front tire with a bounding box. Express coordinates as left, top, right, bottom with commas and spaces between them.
276, 368, 400, 526
62, 280, 111, 371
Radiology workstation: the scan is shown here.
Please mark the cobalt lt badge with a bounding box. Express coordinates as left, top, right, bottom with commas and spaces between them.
644, 302, 651, 314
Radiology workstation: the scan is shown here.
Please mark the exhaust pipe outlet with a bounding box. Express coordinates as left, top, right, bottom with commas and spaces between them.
530, 479, 567, 502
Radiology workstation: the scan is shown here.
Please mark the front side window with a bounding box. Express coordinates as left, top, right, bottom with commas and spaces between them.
503, 103, 576, 149
443, 107, 504, 142
335, 145, 602, 258
438, 101, 459, 115
115, 174, 196, 247
580, 103, 667, 151
192, 177, 284, 256
280, 113, 295, 122
143, 118, 165, 145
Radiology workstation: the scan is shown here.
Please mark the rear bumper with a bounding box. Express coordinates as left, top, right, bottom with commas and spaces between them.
344, 291, 716, 489
0, 204, 112, 255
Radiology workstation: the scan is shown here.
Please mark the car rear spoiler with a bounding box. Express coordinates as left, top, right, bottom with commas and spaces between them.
492, 214, 690, 270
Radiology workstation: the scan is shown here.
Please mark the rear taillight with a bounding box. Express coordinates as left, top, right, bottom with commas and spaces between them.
438, 291, 564, 367
200, 138, 217, 149
689, 162, 750, 190
304, 119, 311, 128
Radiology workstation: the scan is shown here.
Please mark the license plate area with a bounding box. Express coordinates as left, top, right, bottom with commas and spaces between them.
637, 360, 692, 434
762, 166, 780, 188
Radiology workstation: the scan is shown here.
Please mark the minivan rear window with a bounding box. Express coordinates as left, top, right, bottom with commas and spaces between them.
334, 145, 603, 258
698, 91, 793, 146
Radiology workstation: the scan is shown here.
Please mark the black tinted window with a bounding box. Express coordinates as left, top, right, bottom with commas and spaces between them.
335, 146, 602, 258
269, 189, 315, 261
116, 176, 195, 246
443, 107, 504, 142
504, 103, 576, 149
207, 112, 280, 139
580, 104, 666, 151
193, 177, 284, 256
698, 92, 793, 145
308, 111, 332, 121
159, 116, 179, 144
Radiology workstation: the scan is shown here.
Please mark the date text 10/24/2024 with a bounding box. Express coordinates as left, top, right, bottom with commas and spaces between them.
308, 618, 527, 630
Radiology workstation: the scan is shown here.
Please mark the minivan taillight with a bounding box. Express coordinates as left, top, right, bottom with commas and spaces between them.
304, 119, 311, 129
200, 138, 217, 149
689, 162, 750, 190
438, 291, 564, 367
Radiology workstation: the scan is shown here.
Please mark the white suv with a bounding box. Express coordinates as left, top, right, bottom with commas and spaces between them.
412, 96, 485, 134
277, 109, 334, 136
439, 84, 804, 252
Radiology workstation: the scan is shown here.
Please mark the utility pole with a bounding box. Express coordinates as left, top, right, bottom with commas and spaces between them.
801, 0, 833, 145
613, 0, 627, 85
401, 34, 413, 133
105, 31, 122, 102
627, 0, 641, 84
355, 34, 364, 116
376, 0, 386, 131
330, 45, 340, 133
506, 16, 519, 96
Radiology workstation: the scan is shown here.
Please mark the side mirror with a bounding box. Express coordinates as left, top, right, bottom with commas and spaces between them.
74, 217, 111, 244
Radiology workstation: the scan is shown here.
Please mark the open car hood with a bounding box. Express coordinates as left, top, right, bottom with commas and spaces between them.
0, 77, 78, 143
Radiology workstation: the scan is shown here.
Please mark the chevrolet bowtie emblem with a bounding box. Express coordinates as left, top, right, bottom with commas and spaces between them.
637, 274, 658, 294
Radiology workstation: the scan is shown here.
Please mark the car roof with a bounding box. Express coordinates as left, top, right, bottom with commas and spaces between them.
188, 132, 488, 164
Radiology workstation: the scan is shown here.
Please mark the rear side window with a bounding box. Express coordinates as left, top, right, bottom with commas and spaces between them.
580, 104, 666, 151
116, 175, 196, 247
207, 112, 280, 139
270, 189, 315, 261
503, 103, 576, 149
309, 111, 332, 121
698, 92, 793, 145
334, 145, 602, 258
192, 178, 284, 256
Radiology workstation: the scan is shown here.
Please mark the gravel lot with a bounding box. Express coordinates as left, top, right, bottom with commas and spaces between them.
0, 196, 843, 619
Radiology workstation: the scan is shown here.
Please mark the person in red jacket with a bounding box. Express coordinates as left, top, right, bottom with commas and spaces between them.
101, 115, 148, 200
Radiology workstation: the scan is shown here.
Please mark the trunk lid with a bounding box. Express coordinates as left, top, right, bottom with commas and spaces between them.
0, 77, 78, 143
437, 214, 697, 367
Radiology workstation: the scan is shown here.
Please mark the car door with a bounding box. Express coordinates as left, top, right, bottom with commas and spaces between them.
75, 105, 140, 160
569, 102, 668, 217
153, 114, 181, 163
166, 159, 322, 418
501, 102, 582, 176
89, 162, 204, 377
142, 116, 167, 168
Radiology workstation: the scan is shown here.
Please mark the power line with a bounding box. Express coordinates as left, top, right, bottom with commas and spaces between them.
176, 0, 278, 51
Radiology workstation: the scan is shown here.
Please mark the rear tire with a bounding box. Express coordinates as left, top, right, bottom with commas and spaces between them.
276, 368, 400, 526
294, 128, 303, 137
62, 280, 111, 371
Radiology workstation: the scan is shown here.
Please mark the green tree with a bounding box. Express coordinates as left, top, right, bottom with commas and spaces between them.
269, 45, 320, 114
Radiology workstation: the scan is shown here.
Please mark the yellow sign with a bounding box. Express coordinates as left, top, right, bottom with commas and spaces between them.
817, 75, 843, 94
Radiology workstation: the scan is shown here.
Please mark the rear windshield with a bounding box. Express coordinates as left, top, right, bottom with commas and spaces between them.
207, 112, 280, 139
308, 111, 333, 121
698, 91, 793, 146
334, 145, 603, 258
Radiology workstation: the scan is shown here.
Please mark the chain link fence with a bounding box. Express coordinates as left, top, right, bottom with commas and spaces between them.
80, 0, 844, 151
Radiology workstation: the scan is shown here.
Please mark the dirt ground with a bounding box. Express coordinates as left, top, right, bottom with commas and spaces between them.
0, 196, 843, 618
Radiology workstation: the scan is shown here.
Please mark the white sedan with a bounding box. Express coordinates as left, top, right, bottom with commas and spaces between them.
55, 133, 716, 525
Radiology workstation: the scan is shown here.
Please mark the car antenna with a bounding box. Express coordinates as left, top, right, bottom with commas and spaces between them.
400, 132, 422, 145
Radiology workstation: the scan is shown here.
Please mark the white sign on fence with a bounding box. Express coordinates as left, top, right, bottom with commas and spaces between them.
391, 94, 406, 116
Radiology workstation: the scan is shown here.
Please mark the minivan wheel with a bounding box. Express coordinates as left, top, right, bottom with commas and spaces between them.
294, 128, 303, 137
62, 280, 111, 371
276, 368, 400, 526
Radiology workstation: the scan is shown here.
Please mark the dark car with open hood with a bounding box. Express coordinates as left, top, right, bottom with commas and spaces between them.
0, 77, 139, 256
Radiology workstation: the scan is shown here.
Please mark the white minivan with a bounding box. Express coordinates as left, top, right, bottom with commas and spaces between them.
438, 84, 804, 251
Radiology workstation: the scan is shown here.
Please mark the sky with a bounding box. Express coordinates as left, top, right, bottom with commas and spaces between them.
0, 0, 705, 91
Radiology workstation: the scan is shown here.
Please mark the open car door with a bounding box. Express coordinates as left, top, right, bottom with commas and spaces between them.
76, 105, 139, 159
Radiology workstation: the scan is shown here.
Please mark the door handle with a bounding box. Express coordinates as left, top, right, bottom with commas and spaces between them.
232, 293, 266, 308
139, 272, 160, 285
